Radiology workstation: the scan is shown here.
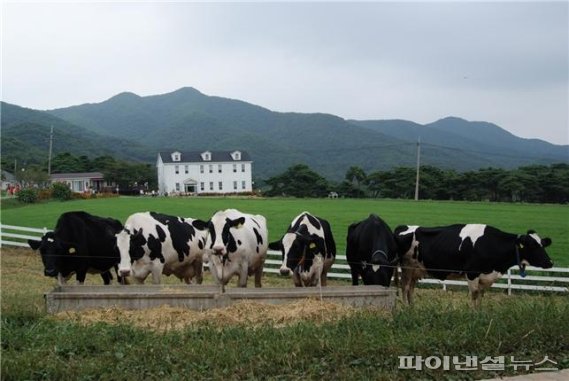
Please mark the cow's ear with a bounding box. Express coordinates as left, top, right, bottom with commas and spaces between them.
28, 239, 42, 250
132, 229, 147, 246
229, 217, 246, 229
192, 219, 208, 231
541, 238, 552, 248
527, 229, 536, 235
268, 240, 282, 251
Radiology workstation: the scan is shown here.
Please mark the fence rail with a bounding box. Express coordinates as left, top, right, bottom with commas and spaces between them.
2, 224, 567, 293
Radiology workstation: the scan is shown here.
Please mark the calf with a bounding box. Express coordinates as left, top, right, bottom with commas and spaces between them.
205, 209, 268, 290
269, 212, 336, 287
28, 211, 123, 285
116, 212, 208, 284
346, 214, 398, 287
394, 224, 554, 306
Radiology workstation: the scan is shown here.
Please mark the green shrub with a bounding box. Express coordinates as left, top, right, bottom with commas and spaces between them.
51, 182, 72, 201
15, 188, 39, 204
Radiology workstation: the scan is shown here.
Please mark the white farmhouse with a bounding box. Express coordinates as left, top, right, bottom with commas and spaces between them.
156, 150, 253, 195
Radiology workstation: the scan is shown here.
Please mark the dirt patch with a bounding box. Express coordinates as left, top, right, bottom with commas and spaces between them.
51, 299, 376, 331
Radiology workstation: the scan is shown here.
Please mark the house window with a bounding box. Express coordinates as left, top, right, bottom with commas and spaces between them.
209, 182, 214, 191
175, 183, 180, 192
218, 164, 222, 173
242, 181, 246, 190
200, 182, 205, 191
233, 181, 238, 190
233, 164, 237, 173
209, 165, 213, 173
184, 165, 189, 174
241, 164, 246, 172
200, 165, 204, 174
218, 182, 223, 191
175, 165, 179, 174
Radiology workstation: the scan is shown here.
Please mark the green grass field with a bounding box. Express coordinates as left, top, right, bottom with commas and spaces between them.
2, 196, 568, 265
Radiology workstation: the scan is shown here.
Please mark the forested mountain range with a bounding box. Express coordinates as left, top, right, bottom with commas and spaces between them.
2, 87, 567, 180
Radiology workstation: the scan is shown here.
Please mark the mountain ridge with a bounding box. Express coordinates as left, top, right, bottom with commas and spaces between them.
2, 87, 567, 180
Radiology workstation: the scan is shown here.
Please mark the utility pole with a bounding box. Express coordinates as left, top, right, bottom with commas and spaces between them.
414, 137, 421, 201
47, 125, 54, 175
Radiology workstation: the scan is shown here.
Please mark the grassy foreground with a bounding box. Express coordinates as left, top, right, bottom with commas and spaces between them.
1, 196, 568, 265
1, 248, 568, 380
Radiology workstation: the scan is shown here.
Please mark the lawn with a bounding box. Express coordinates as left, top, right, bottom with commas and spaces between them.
2, 196, 568, 265
1, 247, 568, 380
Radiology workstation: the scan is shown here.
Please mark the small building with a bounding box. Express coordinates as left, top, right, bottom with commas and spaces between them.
50, 172, 114, 193
156, 150, 253, 195
1, 170, 16, 191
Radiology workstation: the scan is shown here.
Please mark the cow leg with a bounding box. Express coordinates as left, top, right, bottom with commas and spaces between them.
467, 277, 481, 308
195, 261, 204, 285
151, 267, 162, 284
254, 266, 263, 288
101, 271, 113, 285
57, 273, 67, 287
407, 278, 417, 305
237, 264, 248, 287
320, 269, 328, 287
351, 270, 359, 286
76, 271, 87, 285
400, 270, 412, 304
292, 272, 302, 287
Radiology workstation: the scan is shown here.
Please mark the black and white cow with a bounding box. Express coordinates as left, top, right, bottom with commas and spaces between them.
346, 214, 398, 287
28, 211, 124, 285
269, 212, 336, 287
394, 224, 554, 306
205, 209, 268, 289
116, 211, 208, 284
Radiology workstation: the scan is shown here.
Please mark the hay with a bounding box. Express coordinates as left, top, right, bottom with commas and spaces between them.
51, 299, 363, 331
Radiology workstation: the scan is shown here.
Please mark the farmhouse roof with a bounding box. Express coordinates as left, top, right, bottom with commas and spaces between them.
50, 172, 105, 180
158, 151, 252, 163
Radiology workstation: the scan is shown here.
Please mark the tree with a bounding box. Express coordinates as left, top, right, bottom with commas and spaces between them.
265, 164, 330, 198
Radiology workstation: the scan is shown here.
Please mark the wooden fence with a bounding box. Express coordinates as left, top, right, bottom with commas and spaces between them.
2, 223, 568, 293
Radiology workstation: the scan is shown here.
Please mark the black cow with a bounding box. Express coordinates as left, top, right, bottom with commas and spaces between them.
346, 214, 398, 287
269, 211, 336, 287
28, 211, 124, 285
394, 224, 554, 306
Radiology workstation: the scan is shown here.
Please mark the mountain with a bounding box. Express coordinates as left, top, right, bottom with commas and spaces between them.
4, 87, 567, 181
351, 117, 568, 168
1, 102, 154, 167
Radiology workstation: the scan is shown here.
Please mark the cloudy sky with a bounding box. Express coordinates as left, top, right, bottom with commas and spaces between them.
2, 1, 568, 144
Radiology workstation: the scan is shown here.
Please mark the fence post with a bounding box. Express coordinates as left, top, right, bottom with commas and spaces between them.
507, 268, 512, 296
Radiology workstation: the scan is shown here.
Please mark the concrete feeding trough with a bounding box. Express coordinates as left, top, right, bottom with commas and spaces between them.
44, 285, 396, 314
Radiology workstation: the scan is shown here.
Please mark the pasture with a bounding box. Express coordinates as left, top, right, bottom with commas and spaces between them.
2, 197, 569, 379
1, 196, 568, 265
1, 247, 568, 380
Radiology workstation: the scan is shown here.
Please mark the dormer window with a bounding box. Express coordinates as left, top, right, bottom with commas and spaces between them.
171, 151, 181, 162
231, 151, 241, 161
201, 151, 211, 161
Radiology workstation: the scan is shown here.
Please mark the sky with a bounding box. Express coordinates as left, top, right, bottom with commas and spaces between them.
2, 1, 568, 145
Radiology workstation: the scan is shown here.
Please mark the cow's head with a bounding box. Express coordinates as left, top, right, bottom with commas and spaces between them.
28, 232, 76, 277
116, 228, 147, 277
207, 213, 245, 256
361, 250, 395, 286
269, 224, 325, 277
516, 230, 553, 270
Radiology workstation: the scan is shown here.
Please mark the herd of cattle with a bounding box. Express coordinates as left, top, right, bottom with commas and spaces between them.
28, 209, 554, 305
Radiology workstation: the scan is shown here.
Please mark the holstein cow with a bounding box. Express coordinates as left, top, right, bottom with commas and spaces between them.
116, 212, 208, 284
28, 211, 123, 285
346, 214, 398, 287
205, 209, 268, 290
269, 212, 336, 287
394, 224, 553, 306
